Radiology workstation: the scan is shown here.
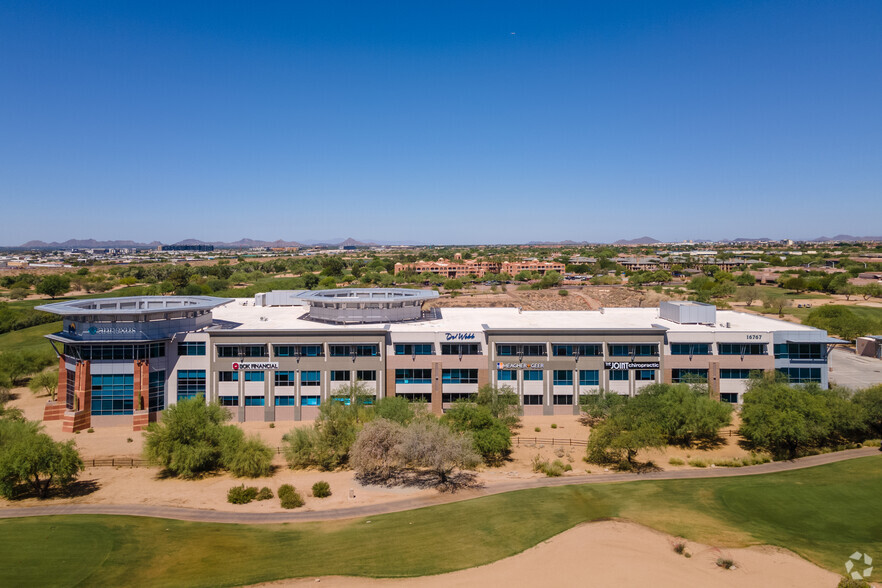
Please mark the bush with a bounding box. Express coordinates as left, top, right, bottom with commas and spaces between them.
227, 484, 258, 504
688, 459, 708, 468
442, 403, 512, 465
278, 484, 304, 509
255, 486, 274, 501
226, 436, 274, 478
674, 542, 686, 555
838, 578, 871, 588
668, 457, 685, 466
716, 557, 735, 569
531, 456, 568, 477
312, 480, 331, 498
534, 427, 541, 432
558, 289, 568, 297
551, 423, 557, 429
0, 419, 83, 498
350, 418, 405, 481
863, 439, 881, 447
282, 402, 358, 470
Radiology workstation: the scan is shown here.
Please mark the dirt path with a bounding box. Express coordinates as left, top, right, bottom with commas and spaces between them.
0, 447, 876, 524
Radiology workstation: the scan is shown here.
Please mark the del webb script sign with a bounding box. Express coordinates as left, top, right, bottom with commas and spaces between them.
604, 361, 660, 370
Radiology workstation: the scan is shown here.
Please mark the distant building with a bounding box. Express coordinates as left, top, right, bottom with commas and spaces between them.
159, 244, 215, 252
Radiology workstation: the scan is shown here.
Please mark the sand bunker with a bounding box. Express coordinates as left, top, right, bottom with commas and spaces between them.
250, 520, 844, 588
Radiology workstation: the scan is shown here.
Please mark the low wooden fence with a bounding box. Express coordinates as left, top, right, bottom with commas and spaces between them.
513, 437, 588, 447
83, 458, 152, 468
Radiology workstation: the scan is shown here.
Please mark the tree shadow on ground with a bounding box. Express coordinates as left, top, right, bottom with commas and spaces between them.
356, 469, 484, 493
62, 479, 100, 498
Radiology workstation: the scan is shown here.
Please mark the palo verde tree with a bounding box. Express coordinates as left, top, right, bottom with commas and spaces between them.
0, 419, 83, 498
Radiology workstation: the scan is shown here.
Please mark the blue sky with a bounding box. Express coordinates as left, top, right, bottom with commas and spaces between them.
1, 1, 880, 245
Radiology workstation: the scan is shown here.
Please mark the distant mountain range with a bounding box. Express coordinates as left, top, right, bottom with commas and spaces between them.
10, 234, 882, 250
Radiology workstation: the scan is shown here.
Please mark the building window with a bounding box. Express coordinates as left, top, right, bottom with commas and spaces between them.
440, 343, 481, 355
219, 396, 238, 406
331, 370, 350, 382
524, 370, 543, 381
720, 369, 752, 379
148, 371, 165, 412
608, 344, 658, 357
395, 343, 433, 356
397, 393, 431, 403
671, 369, 708, 383
609, 370, 629, 381
244, 371, 265, 382
579, 370, 599, 386
778, 367, 822, 384
274, 371, 296, 386
329, 344, 379, 357
91, 374, 134, 416
177, 370, 206, 401
497, 370, 517, 381
219, 371, 239, 382
275, 344, 324, 357
274, 396, 296, 406
496, 344, 545, 357
670, 343, 711, 355
718, 343, 767, 356
300, 371, 320, 386
244, 396, 265, 406
274, 345, 297, 357
65, 368, 75, 409
442, 369, 478, 384
395, 369, 432, 384
553, 344, 603, 357
553, 395, 573, 405
301, 396, 320, 406
523, 395, 543, 405
774, 343, 824, 360
442, 392, 476, 403
177, 342, 205, 356
635, 370, 656, 381
149, 342, 165, 358
553, 370, 573, 386
216, 345, 267, 358
720, 393, 739, 403
356, 370, 376, 381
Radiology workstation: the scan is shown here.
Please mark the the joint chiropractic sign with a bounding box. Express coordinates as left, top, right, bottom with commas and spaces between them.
604, 361, 660, 370
233, 362, 279, 370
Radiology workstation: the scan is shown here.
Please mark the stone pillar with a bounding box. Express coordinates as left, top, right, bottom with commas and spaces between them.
62, 360, 91, 433
44, 356, 69, 421
264, 369, 275, 422
663, 368, 674, 385
385, 368, 396, 398
431, 361, 443, 415
708, 361, 721, 400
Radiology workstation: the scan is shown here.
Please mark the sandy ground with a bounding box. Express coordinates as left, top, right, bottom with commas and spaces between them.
249, 520, 850, 588
3, 391, 758, 513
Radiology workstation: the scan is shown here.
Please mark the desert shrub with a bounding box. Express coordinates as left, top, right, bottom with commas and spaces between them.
668, 457, 685, 466
227, 485, 258, 504
531, 456, 568, 477
716, 557, 735, 569
312, 480, 331, 498
534, 427, 541, 432
255, 486, 274, 501
282, 402, 358, 470
688, 459, 707, 468
278, 484, 304, 509
551, 423, 557, 429
442, 403, 511, 465
373, 396, 418, 425
863, 439, 881, 447
558, 289, 568, 296
225, 435, 274, 478
399, 420, 480, 484
87, 428, 94, 433
350, 418, 405, 481
838, 578, 871, 588
474, 384, 520, 428
554, 447, 565, 458
674, 542, 686, 555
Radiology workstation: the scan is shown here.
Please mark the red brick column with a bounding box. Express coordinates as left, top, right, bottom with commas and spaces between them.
44, 356, 69, 421
62, 360, 91, 432
133, 359, 150, 412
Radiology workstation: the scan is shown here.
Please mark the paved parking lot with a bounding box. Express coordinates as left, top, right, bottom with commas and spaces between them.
829, 347, 882, 389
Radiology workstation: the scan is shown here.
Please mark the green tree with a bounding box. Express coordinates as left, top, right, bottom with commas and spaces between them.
0, 419, 83, 498
143, 397, 246, 478
804, 306, 874, 341
28, 370, 58, 401
474, 383, 520, 428
443, 279, 463, 291
736, 271, 756, 286
442, 403, 512, 465
35, 275, 70, 299
282, 401, 358, 470
585, 408, 665, 467
853, 384, 882, 438
399, 419, 480, 484
373, 396, 419, 425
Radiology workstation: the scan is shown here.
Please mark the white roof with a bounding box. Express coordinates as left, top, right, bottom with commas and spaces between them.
210, 300, 822, 334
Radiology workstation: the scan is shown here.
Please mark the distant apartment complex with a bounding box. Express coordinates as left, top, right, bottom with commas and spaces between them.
394, 254, 565, 278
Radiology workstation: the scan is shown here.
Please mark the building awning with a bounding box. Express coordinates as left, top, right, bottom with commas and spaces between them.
786, 337, 849, 344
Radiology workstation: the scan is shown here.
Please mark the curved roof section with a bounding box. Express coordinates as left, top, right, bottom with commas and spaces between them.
297, 288, 438, 304
36, 295, 233, 317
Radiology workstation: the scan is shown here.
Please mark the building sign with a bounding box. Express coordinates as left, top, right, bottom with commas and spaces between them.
233, 362, 279, 370
497, 362, 545, 369
446, 333, 476, 341
604, 362, 660, 370
87, 326, 138, 335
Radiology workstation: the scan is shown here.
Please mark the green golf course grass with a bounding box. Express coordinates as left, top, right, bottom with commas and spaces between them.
1, 455, 879, 587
